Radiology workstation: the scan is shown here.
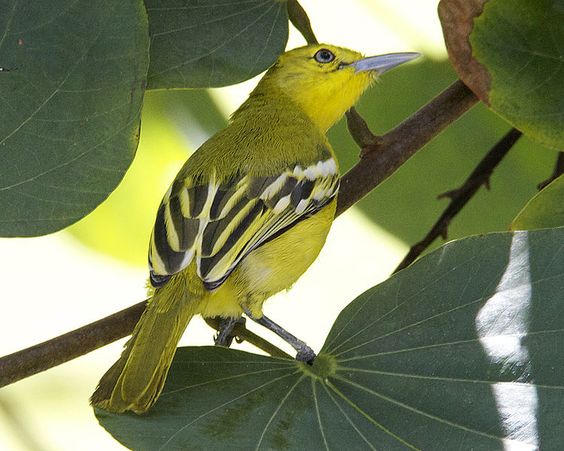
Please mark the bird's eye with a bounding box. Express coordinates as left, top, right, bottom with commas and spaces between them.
314, 49, 335, 64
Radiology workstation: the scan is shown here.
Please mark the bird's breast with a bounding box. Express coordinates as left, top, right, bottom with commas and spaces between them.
200, 199, 337, 318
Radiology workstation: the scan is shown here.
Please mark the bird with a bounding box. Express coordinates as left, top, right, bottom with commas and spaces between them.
90, 44, 419, 414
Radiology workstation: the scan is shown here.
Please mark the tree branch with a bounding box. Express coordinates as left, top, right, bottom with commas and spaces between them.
0, 79, 478, 388
393, 127, 523, 273
0, 302, 291, 388
0, 301, 146, 387
337, 80, 478, 215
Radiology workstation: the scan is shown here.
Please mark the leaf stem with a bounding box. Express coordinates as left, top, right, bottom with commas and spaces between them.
204, 317, 292, 359
287, 0, 318, 44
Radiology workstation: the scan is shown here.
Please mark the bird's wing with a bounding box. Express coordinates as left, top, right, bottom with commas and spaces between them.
148, 158, 339, 289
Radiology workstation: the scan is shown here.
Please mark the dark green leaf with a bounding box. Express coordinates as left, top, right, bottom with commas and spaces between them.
145, 0, 289, 88
512, 174, 564, 230
0, 0, 149, 236
97, 226, 564, 449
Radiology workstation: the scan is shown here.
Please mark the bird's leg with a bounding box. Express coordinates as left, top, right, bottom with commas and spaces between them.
214, 316, 245, 347
243, 308, 315, 364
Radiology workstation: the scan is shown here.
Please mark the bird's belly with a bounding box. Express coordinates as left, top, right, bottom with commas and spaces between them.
200, 200, 336, 318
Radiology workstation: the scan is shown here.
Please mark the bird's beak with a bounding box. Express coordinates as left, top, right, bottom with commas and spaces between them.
348, 52, 421, 74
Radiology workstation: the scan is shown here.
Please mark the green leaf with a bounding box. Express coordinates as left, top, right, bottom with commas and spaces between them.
512, 173, 564, 230
145, 0, 289, 88
0, 0, 149, 236
471, 0, 564, 149
439, 0, 564, 149
96, 226, 564, 449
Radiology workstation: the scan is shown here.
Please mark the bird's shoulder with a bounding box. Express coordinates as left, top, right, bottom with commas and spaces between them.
177, 111, 335, 184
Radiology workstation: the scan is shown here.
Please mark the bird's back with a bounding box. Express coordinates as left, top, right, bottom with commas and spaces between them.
176, 90, 335, 181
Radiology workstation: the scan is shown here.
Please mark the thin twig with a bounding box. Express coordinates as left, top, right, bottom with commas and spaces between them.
0, 79, 478, 388
287, 0, 318, 44
538, 151, 564, 190
393, 127, 523, 273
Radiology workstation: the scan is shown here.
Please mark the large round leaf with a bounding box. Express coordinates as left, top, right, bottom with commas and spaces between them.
96, 226, 564, 449
0, 0, 149, 236
439, 0, 564, 149
512, 173, 564, 230
146, 0, 289, 88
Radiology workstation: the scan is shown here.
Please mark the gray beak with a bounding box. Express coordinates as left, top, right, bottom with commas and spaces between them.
348, 52, 421, 74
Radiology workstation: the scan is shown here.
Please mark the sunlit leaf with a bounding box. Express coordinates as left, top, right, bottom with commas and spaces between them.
439, 0, 564, 149
0, 0, 149, 236
146, 0, 289, 88
97, 226, 564, 449
512, 173, 564, 230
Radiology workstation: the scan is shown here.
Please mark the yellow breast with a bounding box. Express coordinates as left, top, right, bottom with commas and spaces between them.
199, 199, 336, 318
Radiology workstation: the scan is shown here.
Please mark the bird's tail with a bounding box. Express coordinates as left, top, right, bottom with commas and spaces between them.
90, 275, 202, 414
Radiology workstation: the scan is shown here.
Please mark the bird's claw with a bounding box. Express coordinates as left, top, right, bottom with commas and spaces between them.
215, 317, 246, 347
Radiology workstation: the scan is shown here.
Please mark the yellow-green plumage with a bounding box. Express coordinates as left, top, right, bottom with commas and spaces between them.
91, 44, 410, 414
91, 272, 204, 413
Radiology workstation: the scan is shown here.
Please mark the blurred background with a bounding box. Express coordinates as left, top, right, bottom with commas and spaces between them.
0, 0, 558, 449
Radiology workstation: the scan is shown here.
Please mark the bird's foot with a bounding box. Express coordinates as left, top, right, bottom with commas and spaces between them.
214, 316, 246, 347
243, 307, 316, 364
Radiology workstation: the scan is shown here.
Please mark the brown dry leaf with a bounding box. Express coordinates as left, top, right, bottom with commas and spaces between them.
438, 0, 491, 104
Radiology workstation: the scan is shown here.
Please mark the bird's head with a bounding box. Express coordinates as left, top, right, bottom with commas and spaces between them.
259, 44, 419, 131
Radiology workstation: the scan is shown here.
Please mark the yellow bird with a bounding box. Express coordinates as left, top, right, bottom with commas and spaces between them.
91, 44, 418, 414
